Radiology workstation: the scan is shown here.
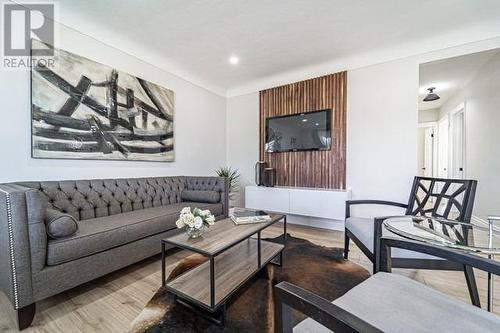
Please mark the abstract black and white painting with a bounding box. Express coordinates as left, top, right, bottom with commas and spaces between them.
31, 40, 174, 161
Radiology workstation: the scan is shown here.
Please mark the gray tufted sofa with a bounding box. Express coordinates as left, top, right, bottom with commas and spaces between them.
0, 176, 228, 330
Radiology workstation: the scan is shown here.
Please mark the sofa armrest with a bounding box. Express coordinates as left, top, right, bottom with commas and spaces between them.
0, 184, 47, 309
183, 177, 229, 217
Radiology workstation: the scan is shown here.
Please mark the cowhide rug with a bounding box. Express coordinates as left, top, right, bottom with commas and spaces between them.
130, 235, 369, 333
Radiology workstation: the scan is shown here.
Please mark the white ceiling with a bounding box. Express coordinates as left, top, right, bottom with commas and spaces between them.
17, 0, 500, 96
419, 49, 500, 111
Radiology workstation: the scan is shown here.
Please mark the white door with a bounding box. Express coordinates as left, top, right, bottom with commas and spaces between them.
423, 127, 434, 177
450, 108, 466, 179
437, 117, 449, 179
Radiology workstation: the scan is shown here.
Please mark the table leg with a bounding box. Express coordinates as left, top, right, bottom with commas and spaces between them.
488, 256, 494, 312
282, 216, 286, 266
221, 303, 227, 325
284, 215, 287, 244
488, 219, 494, 312
176, 298, 225, 326
210, 256, 215, 308
257, 231, 261, 268
161, 242, 166, 287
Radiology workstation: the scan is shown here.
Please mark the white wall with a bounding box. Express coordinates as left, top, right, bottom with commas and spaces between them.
226, 92, 259, 207
0, 23, 227, 183
438, 53, 500, 220
226, 37, 500, 215
347, 58, 418, 202
418, 109, 439, 123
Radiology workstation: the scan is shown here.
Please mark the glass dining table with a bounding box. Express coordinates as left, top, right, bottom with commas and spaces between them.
383, 216, 500, 312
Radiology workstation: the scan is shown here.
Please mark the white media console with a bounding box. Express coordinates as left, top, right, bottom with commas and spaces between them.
245, 186, 350, 230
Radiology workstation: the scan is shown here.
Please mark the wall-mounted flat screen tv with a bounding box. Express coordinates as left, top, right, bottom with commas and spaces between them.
265, 109, 332, 153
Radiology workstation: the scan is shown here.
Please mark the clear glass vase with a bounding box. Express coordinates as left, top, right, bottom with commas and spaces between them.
185, 226, 204, 239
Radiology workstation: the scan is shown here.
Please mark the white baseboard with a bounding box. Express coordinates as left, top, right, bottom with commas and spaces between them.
285, 214, 344, 231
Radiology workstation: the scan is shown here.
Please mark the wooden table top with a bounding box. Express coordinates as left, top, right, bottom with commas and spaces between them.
163, 214, 284, 256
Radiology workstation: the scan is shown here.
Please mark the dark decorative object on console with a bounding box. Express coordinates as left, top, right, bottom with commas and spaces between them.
255, 160, 267, 186
31, 40, 175, 162
255, 161, 276, 187
263, 167, 276, 187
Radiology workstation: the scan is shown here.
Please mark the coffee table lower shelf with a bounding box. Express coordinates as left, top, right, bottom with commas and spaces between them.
166, 238, 284, 312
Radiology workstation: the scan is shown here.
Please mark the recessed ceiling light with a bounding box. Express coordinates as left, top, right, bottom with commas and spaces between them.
315, 123, 320, 126
229, 56, 239, 65
302, 119, 308, 122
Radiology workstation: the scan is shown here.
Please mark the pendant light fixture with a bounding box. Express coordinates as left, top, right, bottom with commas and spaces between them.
423, 87, 440, 102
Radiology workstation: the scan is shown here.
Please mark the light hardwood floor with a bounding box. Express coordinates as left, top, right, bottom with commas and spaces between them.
0, 223, 498, 332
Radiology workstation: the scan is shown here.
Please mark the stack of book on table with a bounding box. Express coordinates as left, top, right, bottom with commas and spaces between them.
230, 208, 272, 225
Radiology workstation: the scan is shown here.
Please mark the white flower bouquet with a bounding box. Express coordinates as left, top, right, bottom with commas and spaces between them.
176, 207, 216, 238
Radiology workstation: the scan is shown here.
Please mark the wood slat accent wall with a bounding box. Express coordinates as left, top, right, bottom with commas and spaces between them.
259, 72, 346, 189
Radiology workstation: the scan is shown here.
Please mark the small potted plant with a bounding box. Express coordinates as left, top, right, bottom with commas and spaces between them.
175, 207, 215, 239
215, 166, 240, 203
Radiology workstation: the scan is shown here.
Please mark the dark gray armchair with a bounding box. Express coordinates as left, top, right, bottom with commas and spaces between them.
274, 236, 500, 333
343, 176, 480, 305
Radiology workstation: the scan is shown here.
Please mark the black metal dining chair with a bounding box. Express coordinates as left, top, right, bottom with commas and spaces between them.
275, 236, 500, 333
343, 176, 480, 305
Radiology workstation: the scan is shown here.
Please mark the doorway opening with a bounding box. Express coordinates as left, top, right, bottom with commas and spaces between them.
417, 122, 437, 178
449, 103, 466, 179
417, 48, 500, 222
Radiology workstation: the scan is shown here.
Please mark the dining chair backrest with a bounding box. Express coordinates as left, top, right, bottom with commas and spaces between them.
405, 177, 477, 223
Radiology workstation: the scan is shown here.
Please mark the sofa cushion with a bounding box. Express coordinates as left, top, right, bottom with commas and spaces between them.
181, 190, 221, 203
294, 272, 500, 333
20, 177, 186, 221
345, 216, 442, 260
46, 202, 222, 265
45, 208, 78, 239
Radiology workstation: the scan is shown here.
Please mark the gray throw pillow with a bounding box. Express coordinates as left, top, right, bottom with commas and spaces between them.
181, 190, 221, 203
45, 208, 78, 239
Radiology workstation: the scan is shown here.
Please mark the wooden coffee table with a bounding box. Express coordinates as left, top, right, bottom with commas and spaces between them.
161, 214, 286, 324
